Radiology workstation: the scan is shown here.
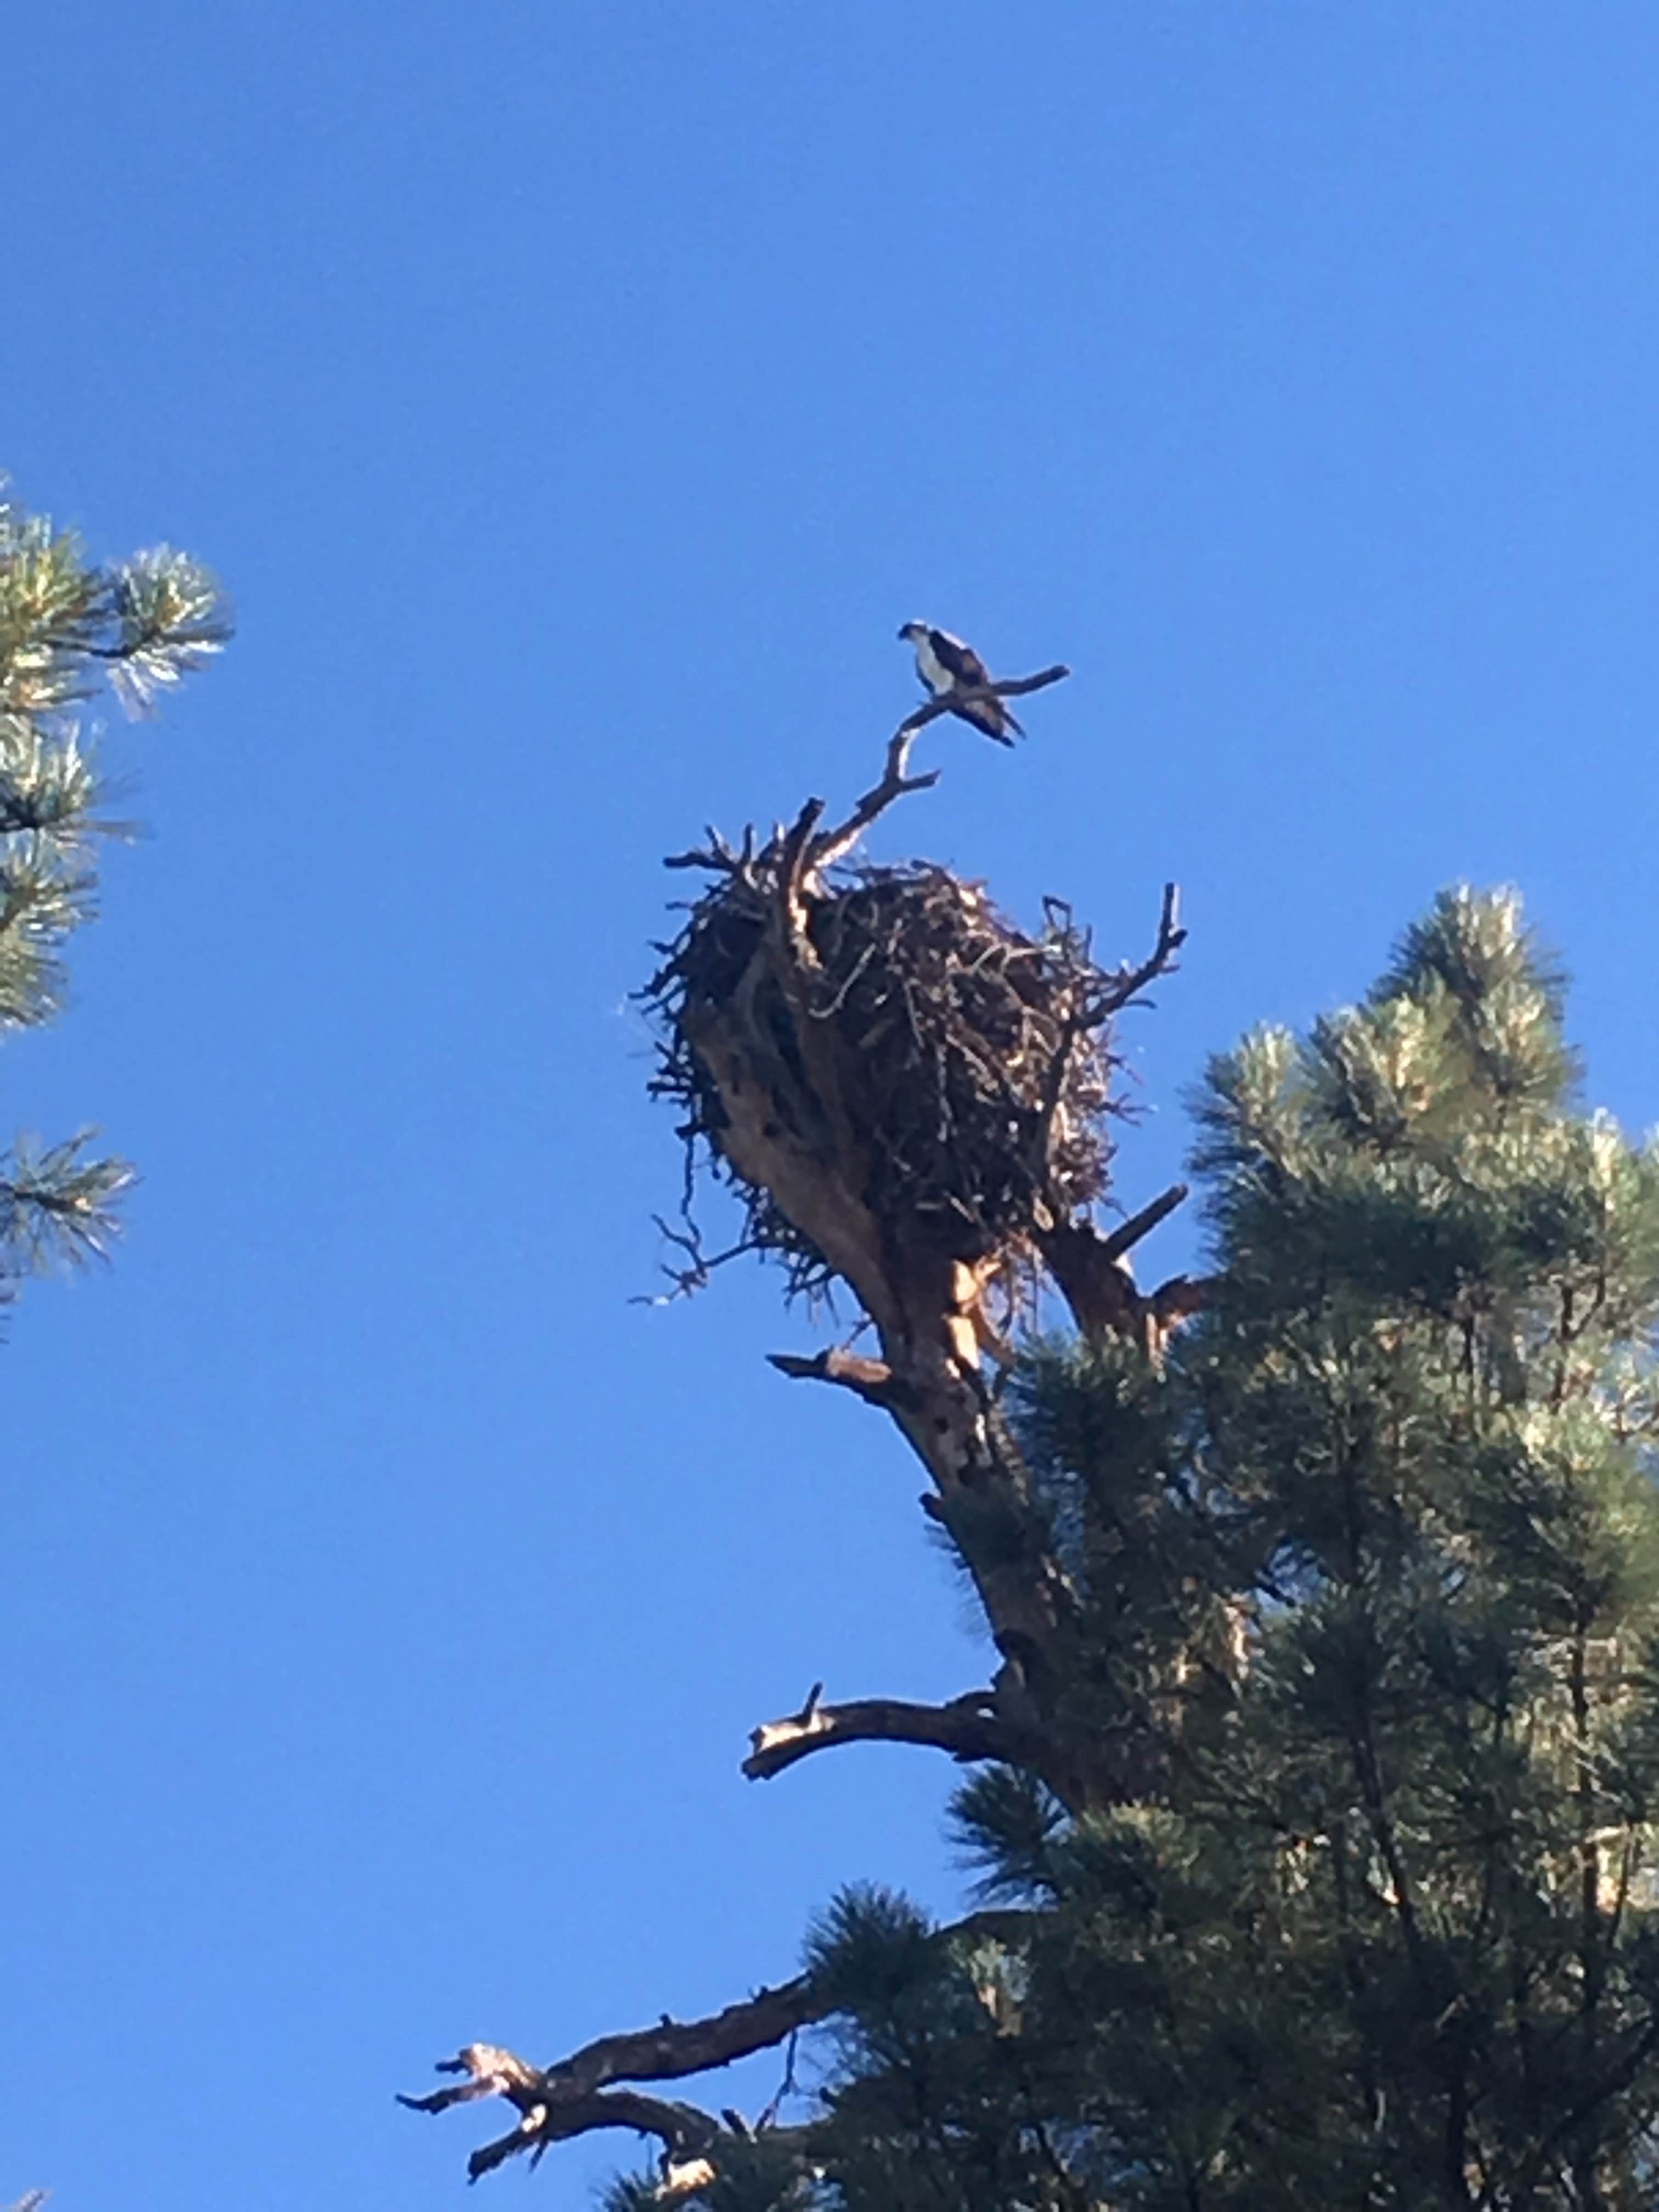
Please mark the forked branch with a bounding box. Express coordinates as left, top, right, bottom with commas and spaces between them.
402, 1909, 1032, 2181
663, 668, 1069, 892
399, 1985, 823, 2179
895, 663, 1072, 740
808, 664, 1071, 878
1093, 879, 1186, 1018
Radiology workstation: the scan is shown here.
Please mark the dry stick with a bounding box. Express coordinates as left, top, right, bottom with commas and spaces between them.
664, 822, 758, 877
632, 1212, 771, 1305
771, 797, 872, 1186
539, 1984, 821, 2102
1031, 882, 1182, 1184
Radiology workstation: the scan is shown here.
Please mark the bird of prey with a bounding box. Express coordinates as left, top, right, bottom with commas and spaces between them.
898, 622, 1023, 746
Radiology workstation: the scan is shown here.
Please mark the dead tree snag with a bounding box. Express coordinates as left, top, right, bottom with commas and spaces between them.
408, 664, 1213, 2183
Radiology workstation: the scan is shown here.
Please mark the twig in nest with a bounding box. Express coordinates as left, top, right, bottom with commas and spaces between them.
664, 823, 761, 877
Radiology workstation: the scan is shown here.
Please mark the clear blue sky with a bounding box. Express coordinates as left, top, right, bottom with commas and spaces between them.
7, 6, 1659, 2204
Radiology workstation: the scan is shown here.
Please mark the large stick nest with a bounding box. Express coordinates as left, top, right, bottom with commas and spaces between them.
646, 853, 1125, 1298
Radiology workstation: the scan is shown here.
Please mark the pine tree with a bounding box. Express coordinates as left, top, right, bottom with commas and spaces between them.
407, 679, 1659, 2209
0, 477, 228, 1316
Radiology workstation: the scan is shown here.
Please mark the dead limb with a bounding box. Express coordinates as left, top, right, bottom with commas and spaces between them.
663, 822, 761, 879
470, 2083, 727, 2182
399, 1987, 822, 2180
403, 1910, 1031, 2182
894, 663, 1072, 740
1092, 881, 1186, 1019
634, 1213, 766, 1305
1099, 1182, 1189, 1263
808, 665, 1070, 879
544, 1983, 822, 2102
744, 1685, 1022, 1781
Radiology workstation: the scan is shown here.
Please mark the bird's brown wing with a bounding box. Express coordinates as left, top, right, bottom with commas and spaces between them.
953, 694, 1019, 747
932, 630, 992, 688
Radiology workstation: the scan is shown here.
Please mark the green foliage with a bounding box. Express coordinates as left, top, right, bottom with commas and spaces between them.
679, 890, 1659, 2210
949, 1764, 1067, 1903
0, 477, 228, 1312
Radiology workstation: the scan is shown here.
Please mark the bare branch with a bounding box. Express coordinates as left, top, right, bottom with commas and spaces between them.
400, 1988, 823, 2180
663, 823, 759, 878
634, 1213, 765, 1305
744, 1686, 1023, 1782
808, 665, 1070, 879
402, 1909, 1035, 2180
466, 2083, 725, 2182
665, 659, 1051, 895
806, 737, 939, 879
1092, 881, 1187, 1019
542, 1982, 825, 2103
1098, 1182, 1190, 1265
894, 662, 1073, 740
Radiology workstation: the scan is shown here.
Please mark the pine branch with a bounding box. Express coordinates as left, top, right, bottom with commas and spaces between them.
41, 546, 232, 720
0, 1133, 132, 1283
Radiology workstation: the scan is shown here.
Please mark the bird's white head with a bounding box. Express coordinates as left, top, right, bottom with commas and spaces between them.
898, 620, 928, 644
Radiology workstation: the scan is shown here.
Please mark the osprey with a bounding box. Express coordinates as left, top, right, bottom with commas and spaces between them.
898, 622, 1023, 747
